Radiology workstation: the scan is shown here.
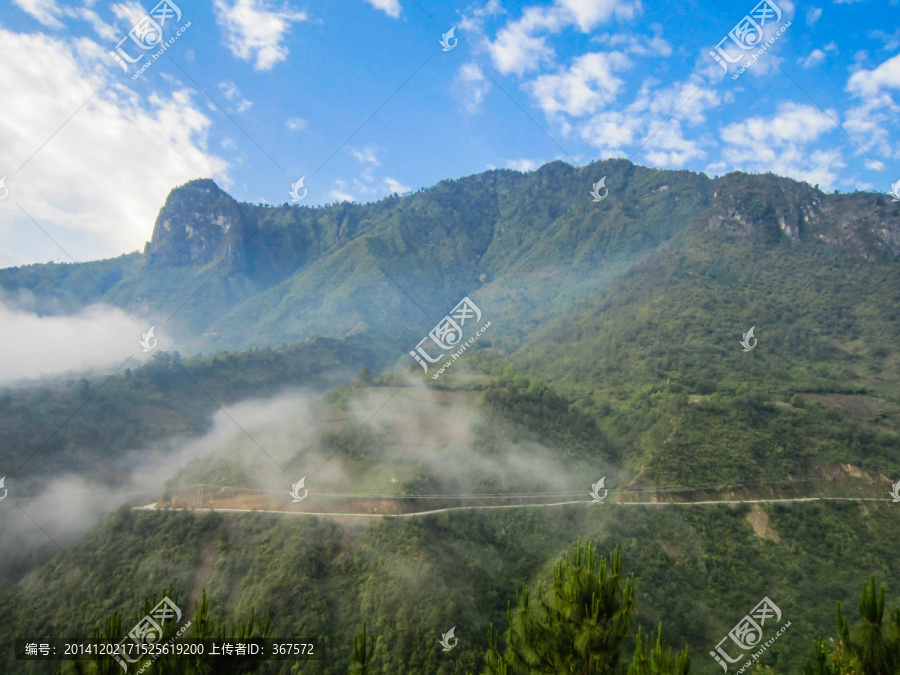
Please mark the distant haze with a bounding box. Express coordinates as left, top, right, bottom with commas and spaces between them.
0, 301, 151, 383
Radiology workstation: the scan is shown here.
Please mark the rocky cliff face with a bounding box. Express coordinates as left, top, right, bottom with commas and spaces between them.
144, 179, 247, 267
703, 173, 900, 260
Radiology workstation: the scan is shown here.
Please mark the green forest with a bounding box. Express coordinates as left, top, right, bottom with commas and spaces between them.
2, 164, 899, 673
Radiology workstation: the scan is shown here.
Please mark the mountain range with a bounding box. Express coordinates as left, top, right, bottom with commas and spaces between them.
1, 160, 900, 674
4, 159, 898, 364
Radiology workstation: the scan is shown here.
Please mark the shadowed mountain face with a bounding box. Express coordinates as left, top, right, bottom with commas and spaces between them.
1, 161, 899, 361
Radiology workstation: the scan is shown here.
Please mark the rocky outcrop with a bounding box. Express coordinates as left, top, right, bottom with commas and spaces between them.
144, 179, 246, 266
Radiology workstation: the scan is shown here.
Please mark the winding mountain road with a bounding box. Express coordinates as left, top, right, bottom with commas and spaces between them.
135, 495, 895, 519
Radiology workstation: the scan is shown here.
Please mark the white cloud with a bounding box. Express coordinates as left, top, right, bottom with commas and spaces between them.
799, 49, 826, 68
721, 102, 835, 146
350, 146, 381, 166
12, 0, 62, 27
718, 102, 843, 188
12, 0, 119, 39
578, 110, 642, 155
806, 7, 822, 26
213, 0, 307, 71
0, 302, 138, 383
868, 29, 900, 52
527, 51, 631, 117
486, 0, 640, 75
558, 0, 639, 31
384, 177, 411, 193
592, 32, 672, 57
628, 80, 719, 125
0, 29, 228, 267
641, 121, 705, 166
364, 0, 402, 18
286, 116, 308, 131
455, 62, 491, 114
843, 53, 900, 158
488, 5, 561, 76
506, 158, 541, 171
574, 78, 718, 166
847, 52, 900, 97
843, 99, 894, 157
218, 80, 253, 112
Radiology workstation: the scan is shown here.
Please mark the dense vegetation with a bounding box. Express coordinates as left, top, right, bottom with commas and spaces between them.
2, 163, 899, 673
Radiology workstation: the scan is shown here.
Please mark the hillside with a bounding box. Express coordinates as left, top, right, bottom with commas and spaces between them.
4, 162, 897, 363
1, 161, 900, 674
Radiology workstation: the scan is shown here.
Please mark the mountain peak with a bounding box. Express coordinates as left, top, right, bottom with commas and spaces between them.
144, 178, 246, 267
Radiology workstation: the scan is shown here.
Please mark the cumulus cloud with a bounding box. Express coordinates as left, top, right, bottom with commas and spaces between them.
577, 78, 719, 166
213, 0, 307, 71
488, 6, 562, 76
847, 52, 900, 98
0, 29, 228, 268
527, 51, 631, 117
718, 102, 843, 188
364, 0, 402, 18
799, 49, 826, 68
843, 53, 900, 158
487, 0, 639, 75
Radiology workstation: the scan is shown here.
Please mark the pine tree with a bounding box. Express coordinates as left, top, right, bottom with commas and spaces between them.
804, 576, 900, 675
483, 539, 690, 674
628, 623, 690, 675
349, 621, 377, 674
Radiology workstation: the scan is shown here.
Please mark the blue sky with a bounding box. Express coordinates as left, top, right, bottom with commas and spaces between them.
1, 0, 899, 268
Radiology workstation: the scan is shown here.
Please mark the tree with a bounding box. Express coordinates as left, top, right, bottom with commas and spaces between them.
349, 621, 378, 674
483, 539, 690, 674
804, 576, 900, 675
628, 624, 690, 675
